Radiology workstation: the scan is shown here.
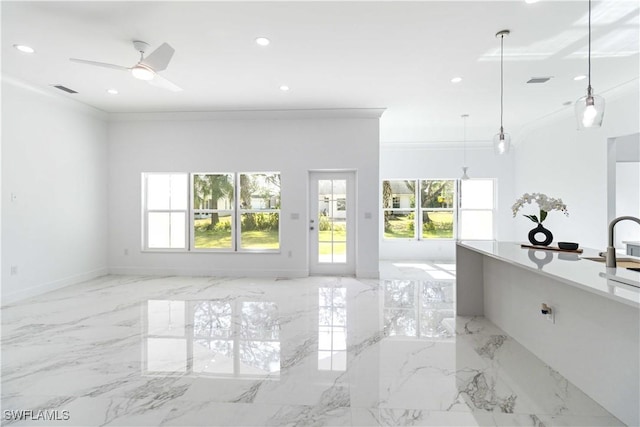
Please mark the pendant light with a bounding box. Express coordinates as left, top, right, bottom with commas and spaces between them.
461, 114, 470, 180
575, 0, 605, 129
493, 30, 511, 155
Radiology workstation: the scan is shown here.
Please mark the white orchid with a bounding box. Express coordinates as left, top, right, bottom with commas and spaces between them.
512, 193, 568, 223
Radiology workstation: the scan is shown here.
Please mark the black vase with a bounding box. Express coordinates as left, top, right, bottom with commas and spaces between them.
528, 223, 553, 246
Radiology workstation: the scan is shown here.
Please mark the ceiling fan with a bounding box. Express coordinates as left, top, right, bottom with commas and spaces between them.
70, 40, 182, 92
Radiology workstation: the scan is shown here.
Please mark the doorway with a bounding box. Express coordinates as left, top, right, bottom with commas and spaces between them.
309, 172, 356, 275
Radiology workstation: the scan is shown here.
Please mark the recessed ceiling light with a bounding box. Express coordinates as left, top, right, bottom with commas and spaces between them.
451, 77, 463, 83
106, 89, 119, 95
279, 85, 290, 91
574, 75, 587, 81
255, 37, 270, 46
563, 101, 572, 106
13, 44, 35, 54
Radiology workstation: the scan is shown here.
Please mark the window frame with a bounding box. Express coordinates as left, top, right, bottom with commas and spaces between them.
419, 179, 457, 241
382, 179, 418, 240
191, 172, 236, 252
142, 171, 281, 253
237, 172, 282, 253
457, 178, 497, 241
142, 172, 189, 252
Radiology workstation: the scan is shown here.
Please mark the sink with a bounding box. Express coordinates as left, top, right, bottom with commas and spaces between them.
582, 257, 640, 270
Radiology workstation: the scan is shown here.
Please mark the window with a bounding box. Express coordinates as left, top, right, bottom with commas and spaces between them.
420, 180, 455, 239
458, 179, 495, 240
143, 173, 188, 250
192, 174, 234, 250
382, 180, 416, 239
239, 173, 281, 250
382, 178, 494, 241
142, 172, 281, 252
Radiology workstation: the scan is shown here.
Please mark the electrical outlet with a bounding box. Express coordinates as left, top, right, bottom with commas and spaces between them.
545, 311, 555, 324
10, 265, 18, 276
124, 248, 129, 256
287, 250, 292, 258
541, 303, 555, 324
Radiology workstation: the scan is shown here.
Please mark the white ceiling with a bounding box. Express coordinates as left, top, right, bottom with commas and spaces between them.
2, 1, 638, 143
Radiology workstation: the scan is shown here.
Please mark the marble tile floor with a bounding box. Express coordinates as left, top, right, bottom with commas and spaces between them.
0, 263, 623, 426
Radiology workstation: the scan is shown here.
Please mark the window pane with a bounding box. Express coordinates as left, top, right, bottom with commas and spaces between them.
170, 174, 188, 210
384, 210, 415, 239
147, 175, 170, 210
460, 211, 494, 240
422, 210, 454, 239
148, 212, 170, 248
193, 174, 234, 210
148, 212, 186, 249
420, 180, 454, 208
461, 180, 494, 209
240, 213, 279, 250
240, 173, 281, 209
194, 212, 233, 249
170, 213, 186, 248
382, 180, 415, 209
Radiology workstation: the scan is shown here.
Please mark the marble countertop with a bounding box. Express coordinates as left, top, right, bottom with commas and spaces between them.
457, 241, 640, 307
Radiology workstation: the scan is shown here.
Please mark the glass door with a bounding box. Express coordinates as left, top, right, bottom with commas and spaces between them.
309, 172, 355, 275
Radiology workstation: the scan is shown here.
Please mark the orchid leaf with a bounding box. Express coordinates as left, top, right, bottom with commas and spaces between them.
523, 214, 539, 223
540, 210, 548, 223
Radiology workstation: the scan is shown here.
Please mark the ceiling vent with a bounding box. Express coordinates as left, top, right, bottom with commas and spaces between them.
527, 77, 553, 84
52, 84, 78, 94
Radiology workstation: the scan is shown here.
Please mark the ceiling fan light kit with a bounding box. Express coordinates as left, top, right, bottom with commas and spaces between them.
69, 40, 180, 90
131, 65, 155, 81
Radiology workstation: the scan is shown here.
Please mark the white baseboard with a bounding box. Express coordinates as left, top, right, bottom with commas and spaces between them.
108, 266, 309, 278
2, 267, 109, 306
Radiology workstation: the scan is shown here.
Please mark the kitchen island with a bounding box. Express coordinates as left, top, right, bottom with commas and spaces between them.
456, 241, 639, 426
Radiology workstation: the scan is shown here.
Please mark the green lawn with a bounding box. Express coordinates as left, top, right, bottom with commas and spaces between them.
318, 228, 347, 255
194, 218, 279, 249
385, 212, 454, 239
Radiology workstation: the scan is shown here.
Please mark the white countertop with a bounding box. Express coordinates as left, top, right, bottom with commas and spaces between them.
458, 241, 640, 307
623, 241, 640, 245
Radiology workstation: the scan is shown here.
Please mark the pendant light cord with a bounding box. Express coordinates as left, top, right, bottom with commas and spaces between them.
463, 115, 467, 165
587, 0, 592, 90
500, 34, 504, 131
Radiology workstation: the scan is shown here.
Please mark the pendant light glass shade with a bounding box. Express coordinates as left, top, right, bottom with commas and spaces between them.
575, 0, 604, 129
493, 128, 511, 155
575, 89, 605, 129
461, 167, 470, 180
494, 30, 510, 155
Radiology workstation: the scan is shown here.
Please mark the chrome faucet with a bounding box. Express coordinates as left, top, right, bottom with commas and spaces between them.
605, 216, 640, 268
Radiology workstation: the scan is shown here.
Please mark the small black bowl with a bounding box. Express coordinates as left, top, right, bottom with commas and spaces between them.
558, 242, 579, 250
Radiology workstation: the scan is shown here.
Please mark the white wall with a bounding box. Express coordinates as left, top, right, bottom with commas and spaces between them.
1, 77, 109, 304
514, 81, 640, 250
107, 110, 381, 278
615, 162, 640, 249
379, 143, 515, 260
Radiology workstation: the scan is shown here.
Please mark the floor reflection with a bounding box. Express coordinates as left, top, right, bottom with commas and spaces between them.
144, 300, 281, 378
383, 280, 455, 339
318, 286, 347, 371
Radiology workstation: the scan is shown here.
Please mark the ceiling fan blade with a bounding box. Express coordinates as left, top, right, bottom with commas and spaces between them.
140, 43, 175, 72
70, 58, 129, 71
147, 73, 182, 92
